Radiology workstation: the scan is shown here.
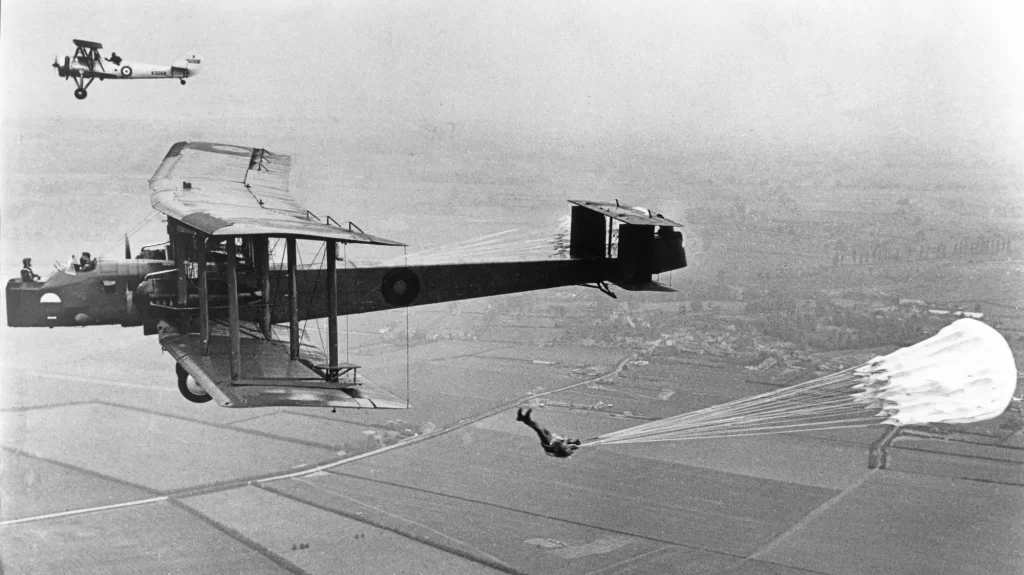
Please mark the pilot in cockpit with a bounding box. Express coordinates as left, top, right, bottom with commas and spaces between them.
105, 52, 122, 65
76, 252, 97, 272
20, 258, 41, 283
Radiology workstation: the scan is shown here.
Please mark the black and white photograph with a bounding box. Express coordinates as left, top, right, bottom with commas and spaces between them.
1, 1, 1022, 573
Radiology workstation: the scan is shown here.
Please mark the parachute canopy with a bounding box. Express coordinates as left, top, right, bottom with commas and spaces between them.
585, 319, 1018, 447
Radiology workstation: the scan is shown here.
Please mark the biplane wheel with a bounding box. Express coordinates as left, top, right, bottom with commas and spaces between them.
74, 88, 87, 100
176, 363, 212, 403
180, 79, 186, 85
380, 267, 420, 307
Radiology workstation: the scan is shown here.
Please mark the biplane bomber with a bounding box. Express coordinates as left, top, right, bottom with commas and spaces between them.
6, 142, 686, 410
53, 39, 201, 100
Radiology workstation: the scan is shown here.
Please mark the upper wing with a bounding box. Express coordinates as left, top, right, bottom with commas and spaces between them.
568, 199, 682, 227
73, 39, 104, 49
149, 142, 404, 245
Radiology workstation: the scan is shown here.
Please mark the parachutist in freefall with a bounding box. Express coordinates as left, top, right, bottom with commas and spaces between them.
517, 408, 581, 458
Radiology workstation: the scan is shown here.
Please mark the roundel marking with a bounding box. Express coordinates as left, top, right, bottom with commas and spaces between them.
121, 66, 133, 77
40, 293, 62, 304
380, 268, 420, 307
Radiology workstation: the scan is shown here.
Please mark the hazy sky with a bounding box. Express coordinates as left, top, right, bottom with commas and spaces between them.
2, 0, 1021, 158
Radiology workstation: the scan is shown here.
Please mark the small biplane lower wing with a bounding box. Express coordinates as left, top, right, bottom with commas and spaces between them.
158, 320, 407, 408
149, 141, 404, 246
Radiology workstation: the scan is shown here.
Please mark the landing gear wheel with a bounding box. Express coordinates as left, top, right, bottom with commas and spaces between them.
176, 363, 212, 403
180, 79, 187, 85
74, 88, 87, 100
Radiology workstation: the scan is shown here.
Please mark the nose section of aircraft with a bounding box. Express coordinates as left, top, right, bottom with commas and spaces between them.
53, 55, 71, 78
6, 280, 63, 327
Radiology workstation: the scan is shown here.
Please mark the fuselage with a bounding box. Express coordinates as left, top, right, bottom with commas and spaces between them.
7, 210, 685, 331
67, 58, 200, 80
6, 259, 171, 327
5, 257, 611, 329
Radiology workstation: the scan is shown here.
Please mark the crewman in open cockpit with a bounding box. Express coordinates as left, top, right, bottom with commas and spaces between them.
76, 252, 96, 272
106, 52, 122, 65
20, 258, 41, 282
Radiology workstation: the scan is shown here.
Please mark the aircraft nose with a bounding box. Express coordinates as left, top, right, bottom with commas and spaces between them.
53, 56, 70, 78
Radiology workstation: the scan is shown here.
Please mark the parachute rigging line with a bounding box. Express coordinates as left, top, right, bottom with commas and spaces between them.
581, 319, 1018, 447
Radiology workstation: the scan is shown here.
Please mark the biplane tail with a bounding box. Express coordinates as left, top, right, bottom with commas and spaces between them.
172, 53, 202, 77
569, 200, 686, 291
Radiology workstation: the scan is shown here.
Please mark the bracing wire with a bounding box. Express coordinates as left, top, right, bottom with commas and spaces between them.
98, 211, 160, 259
298, 241, 327, 358
404, 245, 411, 408
344, 242, 349, 365
378, 217, 573, 266
268, 238, 284, 330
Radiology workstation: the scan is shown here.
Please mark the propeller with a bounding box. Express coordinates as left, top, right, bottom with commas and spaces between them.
125, 234, 132, 259
53, 55, 71, 79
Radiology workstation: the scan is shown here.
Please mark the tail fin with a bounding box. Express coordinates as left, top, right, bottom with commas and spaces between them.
173, 53, 202, 77
568, 200, 686, 289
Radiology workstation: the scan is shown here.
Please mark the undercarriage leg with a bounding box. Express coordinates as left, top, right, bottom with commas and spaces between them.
73, 76, 95, 100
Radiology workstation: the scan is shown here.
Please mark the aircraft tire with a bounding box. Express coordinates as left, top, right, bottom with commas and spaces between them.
74, 88, 87, 100
176, 363, 212, 403
380, 267, 420, 307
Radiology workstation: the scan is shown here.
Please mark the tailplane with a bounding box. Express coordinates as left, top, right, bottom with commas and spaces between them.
568, 200, 686, 290
172, 53, 203, 77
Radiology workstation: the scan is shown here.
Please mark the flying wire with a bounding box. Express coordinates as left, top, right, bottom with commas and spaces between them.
344, 242, 349, 365
98, 210, 160, 259
405, 245, 410, 408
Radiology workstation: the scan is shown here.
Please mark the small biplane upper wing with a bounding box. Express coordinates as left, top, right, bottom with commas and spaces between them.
73, 39, 103, 50
159, 320, 407, 408
568, 200, 682, 227
149, 141, 404, 245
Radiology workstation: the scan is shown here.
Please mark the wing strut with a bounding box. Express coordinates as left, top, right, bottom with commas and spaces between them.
287, 238, 300, 360
196, 234, 210, 356
256, 236, 271, 340
174, 226, 189, 332
226, 237, 241, 380
327, 240, 339, 378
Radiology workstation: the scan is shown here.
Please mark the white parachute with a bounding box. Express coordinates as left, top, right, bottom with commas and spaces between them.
584, 319, 1018, 446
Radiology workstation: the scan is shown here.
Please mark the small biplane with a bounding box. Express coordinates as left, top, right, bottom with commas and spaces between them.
6, 142, 686, 410
53, 39, 201, 100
